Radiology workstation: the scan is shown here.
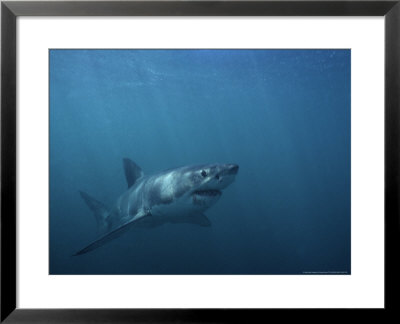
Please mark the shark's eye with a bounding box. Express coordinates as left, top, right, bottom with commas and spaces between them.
201, 170, 207, 177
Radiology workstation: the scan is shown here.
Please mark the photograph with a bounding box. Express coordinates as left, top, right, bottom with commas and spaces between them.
49, 49, 350, 275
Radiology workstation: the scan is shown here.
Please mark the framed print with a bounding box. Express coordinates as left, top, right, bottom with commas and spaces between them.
1, 0, 399, 322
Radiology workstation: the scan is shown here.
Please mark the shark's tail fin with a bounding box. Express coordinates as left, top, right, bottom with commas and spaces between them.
79, 191, 109, 234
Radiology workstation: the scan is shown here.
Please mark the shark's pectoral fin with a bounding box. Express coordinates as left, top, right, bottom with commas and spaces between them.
73, 211, 148, 256
173, 213, 211, 227
191, 214, 211, 227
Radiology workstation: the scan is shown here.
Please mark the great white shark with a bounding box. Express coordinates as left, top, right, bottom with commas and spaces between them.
75, 158, 239, 255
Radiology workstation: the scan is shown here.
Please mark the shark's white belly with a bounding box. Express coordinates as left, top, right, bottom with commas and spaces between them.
151, 195, 203, 219
132, 195, 204, 228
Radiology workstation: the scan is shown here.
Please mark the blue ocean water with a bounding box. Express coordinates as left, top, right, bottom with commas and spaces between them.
49, 49, 350, 275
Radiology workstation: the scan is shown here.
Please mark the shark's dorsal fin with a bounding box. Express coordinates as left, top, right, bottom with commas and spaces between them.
123, 158, 144, 188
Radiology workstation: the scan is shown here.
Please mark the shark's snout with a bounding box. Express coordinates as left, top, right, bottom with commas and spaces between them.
221, 164, 239, 176
227, 164, 239, 175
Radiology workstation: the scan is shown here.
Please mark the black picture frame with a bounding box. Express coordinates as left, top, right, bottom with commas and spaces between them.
1, 0, 399, 322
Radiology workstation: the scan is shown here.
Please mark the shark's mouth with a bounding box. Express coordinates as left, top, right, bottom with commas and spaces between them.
193, 190, 222, 197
